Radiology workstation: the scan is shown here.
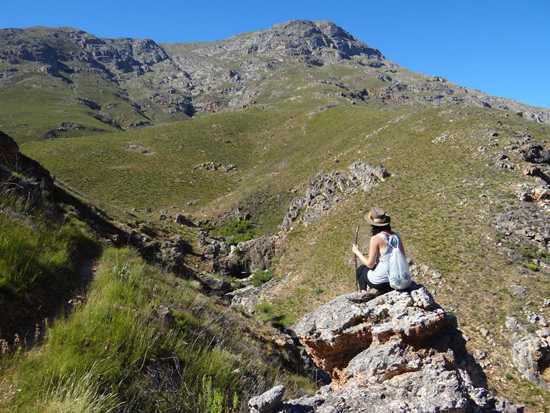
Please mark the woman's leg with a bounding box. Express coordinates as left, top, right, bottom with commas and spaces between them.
356, 265, 369, 291
366, 277, 392, 295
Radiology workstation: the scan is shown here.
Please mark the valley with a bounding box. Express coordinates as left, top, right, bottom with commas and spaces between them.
1, 19, 549, 412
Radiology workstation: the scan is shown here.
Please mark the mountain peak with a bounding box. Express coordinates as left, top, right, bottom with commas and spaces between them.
272, 19, 356, 40
260, 19, 383, 61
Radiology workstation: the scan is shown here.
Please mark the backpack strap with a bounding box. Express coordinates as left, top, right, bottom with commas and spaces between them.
388, 234, 400, 249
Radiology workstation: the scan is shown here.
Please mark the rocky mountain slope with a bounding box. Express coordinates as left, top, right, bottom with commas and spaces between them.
1, 19, 550, 411
1, 20, 549, 143
0, 130, 319, 411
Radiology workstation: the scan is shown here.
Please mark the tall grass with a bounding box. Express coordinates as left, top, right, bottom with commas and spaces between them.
0, 214, 97, 297
3, 247, 308, 412
41, 370, 120, 413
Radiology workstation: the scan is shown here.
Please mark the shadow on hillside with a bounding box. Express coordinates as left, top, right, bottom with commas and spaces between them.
0, 234, 103, 350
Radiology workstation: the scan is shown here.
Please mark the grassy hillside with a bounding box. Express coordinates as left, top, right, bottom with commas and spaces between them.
0, 209, 102, 341
0, 215, 312, 412
21, 97, 550, 409
0, 71, 138, 143
22, 97, 401, 232
3, 22, 550, 411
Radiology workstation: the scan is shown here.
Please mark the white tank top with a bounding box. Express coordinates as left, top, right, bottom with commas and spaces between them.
367, 232, 399, 284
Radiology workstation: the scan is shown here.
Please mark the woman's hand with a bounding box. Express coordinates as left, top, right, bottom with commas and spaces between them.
352, 244, 361, 256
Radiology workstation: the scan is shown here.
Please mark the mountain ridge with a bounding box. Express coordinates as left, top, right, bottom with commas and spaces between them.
1, 20, 549, 143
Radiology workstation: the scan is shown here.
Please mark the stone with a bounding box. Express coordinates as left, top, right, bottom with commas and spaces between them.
523, 165, 542, 176
248, 384, 285, 413
411, 286, 435, 309
527, 313, 548, 327
195, 272, 231, 293
511, 333, 550, 390
174, 213, 193, 226
519, 142, 550, 164
193, 161, 237, 172
0, 131, 20, 159
494, 205, 549, 262
252, 284, 521, 412
156, 305, 175, 329
532, 186, 550, 202
515, 186, 533, 202
199, 233, 278, 278
226, 285, 261, 315
505, 316, 522, 333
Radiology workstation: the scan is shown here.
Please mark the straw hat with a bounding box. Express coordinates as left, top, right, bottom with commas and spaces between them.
365, 207, 391, 226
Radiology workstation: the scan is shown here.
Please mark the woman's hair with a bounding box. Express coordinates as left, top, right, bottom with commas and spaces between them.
371, 224, 392, 236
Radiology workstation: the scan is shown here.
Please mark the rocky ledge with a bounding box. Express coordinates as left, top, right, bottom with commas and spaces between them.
250, 286, 521, 412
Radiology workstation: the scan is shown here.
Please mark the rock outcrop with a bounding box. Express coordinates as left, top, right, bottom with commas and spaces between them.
250, 286, 521, 412
3, 22, 550, 128
493, 132, 550, 269
249, 384, 286, 413
281, 161, 389, 231
0, 130, 55, 208
199, 232, 279, 278
506, 316, 550, 391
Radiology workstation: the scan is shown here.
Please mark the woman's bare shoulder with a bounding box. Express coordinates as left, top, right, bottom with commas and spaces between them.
370, 234, 383, 246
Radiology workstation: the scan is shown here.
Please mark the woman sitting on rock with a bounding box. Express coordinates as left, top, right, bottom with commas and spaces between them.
352, 207, 407, 296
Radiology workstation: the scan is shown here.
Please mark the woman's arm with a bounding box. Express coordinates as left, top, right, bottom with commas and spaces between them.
352, 236, 379, 269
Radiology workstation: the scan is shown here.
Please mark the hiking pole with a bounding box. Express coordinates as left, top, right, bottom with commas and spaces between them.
353, 224, 360, 292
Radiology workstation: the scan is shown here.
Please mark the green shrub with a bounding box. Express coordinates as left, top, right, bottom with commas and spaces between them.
250, 270, 273, 287
526, 262, 540, 272
215, 219, 257, 245
256, 302, 293, 328
40, 370, 120, 413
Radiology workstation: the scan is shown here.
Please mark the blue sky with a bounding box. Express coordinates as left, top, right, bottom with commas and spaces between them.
3, 0, 549, 108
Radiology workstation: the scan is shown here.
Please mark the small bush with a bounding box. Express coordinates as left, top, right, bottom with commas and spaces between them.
215, 219, 257, 245
526, 262, 539, 272
41, 370, 120, 413
256, 302, 293, 328
250, 270, 273, 287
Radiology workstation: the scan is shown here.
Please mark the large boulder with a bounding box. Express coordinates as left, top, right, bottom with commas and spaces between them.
293, 286, 445, 378
511, 327, 550, 391
0, 130, 56, 209
199, 233, 279, 277
520, 142, 550, 165
250, 286, 522, 412
0, 130, 53, 185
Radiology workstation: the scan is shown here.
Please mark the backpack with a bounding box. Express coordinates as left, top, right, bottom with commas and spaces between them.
387, 234, 412, 290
